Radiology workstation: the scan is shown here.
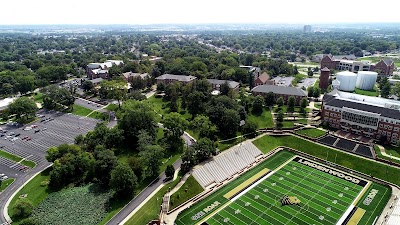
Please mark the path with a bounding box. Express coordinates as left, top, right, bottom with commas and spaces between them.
376, 144, 400, 161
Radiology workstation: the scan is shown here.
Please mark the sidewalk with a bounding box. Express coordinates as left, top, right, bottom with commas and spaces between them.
376, 144, 400, 161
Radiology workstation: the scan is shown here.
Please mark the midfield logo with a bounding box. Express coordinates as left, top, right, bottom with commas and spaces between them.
281, 195, 301, 206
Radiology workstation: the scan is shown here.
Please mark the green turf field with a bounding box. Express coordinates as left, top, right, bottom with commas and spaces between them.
175, 152, 391, 225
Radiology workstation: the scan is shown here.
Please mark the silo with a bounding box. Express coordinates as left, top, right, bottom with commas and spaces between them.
356, 71, 378, 90
336, 71, 357, 92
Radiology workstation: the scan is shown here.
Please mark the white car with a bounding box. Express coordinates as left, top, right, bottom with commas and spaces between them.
23, 126, 32, 131
0, 176, 8, 181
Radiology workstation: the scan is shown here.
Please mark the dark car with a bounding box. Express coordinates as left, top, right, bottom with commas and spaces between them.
34, 129, 40, 133
15, 133, 21, 137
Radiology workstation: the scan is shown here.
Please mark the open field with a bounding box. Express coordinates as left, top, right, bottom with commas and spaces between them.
170, 175, 204, 210
71, 104, 106, 120
252, 135, 400, 186
247, 109, 274, 129
295, 128, 326, 138
176, 151, 390, 225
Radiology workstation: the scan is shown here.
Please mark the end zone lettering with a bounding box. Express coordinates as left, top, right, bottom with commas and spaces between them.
296, 158, 361, 185
191, 201, 221, 221
363, 189, 378, 205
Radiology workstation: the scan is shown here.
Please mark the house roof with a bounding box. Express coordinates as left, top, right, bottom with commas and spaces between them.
257, 72, 270, 83
251, 85, 307, 97
382, 59, 394, 66
207, 79, 239, 89
156, 74, 196, 82
323, 90, 400, 120
321, 67, 330, 72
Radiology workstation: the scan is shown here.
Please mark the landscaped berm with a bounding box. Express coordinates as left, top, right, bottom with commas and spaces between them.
175, 151, 391, 225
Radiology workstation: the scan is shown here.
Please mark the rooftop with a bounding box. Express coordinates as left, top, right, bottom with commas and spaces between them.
207, 79, 239, 89
323, 90, 400, 120
251, 85, 307, 97
155, 74, 196, 82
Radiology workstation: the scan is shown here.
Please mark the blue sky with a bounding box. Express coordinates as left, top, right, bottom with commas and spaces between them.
1, 0, 399, 25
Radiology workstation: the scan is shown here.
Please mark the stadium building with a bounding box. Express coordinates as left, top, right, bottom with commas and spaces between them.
322, 90, 400, 144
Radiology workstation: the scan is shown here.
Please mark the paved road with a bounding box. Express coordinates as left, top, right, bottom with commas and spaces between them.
0, 161, 51, 223
106, 159, 182, 225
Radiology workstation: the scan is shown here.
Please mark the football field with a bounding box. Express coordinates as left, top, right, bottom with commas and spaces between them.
175, 151, 391, 225
204, 158, 366, 225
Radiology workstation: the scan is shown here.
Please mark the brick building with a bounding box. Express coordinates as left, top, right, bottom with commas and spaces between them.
322, 90, 400, 144
319, 67, 330, 89
207, 79, 240, 92
253, 72, 274, 87
320, 55, 394, 75
251, 85, 307, 104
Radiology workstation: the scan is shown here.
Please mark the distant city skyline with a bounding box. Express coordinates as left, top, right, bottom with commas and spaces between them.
1, 0, 400, 25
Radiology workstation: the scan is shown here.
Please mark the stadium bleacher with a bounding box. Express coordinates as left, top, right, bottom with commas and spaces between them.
192, 141, 263, 188
354, 145, 374, 158
335, 139, 357, 152
386, 199, 400, 225
319, 135, 338, 146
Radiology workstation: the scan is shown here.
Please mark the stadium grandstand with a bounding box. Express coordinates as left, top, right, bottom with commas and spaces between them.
192, 141, 263, 188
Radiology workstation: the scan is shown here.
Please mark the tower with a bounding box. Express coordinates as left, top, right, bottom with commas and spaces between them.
319, 67, 330, 89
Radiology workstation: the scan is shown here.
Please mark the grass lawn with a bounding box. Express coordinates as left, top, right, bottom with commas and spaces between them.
125, 177, 181, 225
146, 96, 191, 121
273, 105, 309, 114
71, 104, 93, 116
252, 135, 400, 186
280, 118, 308, 128
0, 178, 15, 192
104, 104, 119, 112
314, 102, 321, 109
218, 137, 246, 152
374, 145, 400, 163
381, 144, 400, 158
33, 92, 43, 103
354, 87, 379, 97
0, 149, 36, 168
247, 108, 274, 129
295, 128, 326, 138
169, 175, 204, 210
9, 168, 51, 224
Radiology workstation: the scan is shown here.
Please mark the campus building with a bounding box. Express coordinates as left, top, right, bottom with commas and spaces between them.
322, 90, 400, 144
251, 85, 307, 104
155, 74, 196, 85
207, 79, 240, 92
320, 55, 395, 76
86, 60, 124, 79
253, 72, 274, 87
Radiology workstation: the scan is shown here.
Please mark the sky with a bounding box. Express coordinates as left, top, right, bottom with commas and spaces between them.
1, 0, 400, 25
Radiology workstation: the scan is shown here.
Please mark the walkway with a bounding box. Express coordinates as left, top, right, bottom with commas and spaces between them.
376, 144, 400, 161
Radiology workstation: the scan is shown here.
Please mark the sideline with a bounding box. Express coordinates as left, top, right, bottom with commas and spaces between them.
3, 164, 52, 223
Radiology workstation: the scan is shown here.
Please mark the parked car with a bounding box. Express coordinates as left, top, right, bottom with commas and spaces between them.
15, 133, 21, 137
34, 129, 40, 133
23, 126, 32, 131
0, 176, 8, 181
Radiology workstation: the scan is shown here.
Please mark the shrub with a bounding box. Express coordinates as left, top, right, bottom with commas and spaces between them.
13, 198, 33, 218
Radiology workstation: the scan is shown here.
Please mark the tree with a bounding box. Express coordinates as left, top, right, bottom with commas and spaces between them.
186, 91, 207, 117
307, 67, 313, 77
165, 165, 175, 179
13, 198, 33, 218
163, 112, 189, 138
15, 76, 35, 94
379, 76, 391, 98
276, 97, 284, 108
157, 82, 166, 93
127, 157, 143, 180
42, 85, 75, 110
241, 119, 258, 135
193, 138, 215, 162
128, 90, 146, 101
129, 76, 146, 90
220, 81, 230, 96
82, 80, 94, 93
307, 86, 314, 98
99, 79, 128, 109
392, 82, 400, 98
140, 145, 164, 178
313, 87, 321, 98
110, 162, 138, 198
276, 110, 284, 122
94, 148, 118, 187
8, 97, 37, 124
108, 66, 122, 78
300, 97, 308, 114
118, 100, 157, 145
252, 96, 264, 114
287, 96, 295, 112
265, 92, 275, 106
190, 115, 217, 139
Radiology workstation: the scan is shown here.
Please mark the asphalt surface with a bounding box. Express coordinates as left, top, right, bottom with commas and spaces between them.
0, 109, 100, 224
105, 159, 182, 225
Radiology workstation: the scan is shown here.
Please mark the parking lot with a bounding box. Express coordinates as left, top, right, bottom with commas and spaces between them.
0, 110, 100, 179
